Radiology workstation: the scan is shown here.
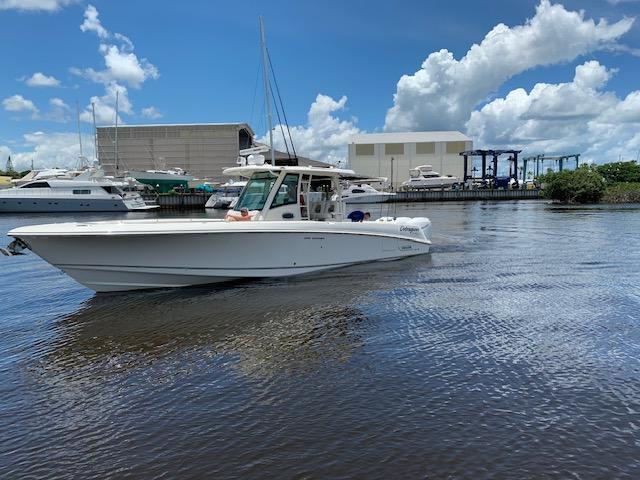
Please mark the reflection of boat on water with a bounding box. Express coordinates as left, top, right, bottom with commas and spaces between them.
39, 255, 428, 379
341, 179, 395, 204
204, 180, 247, 209
402, 165, 460, 190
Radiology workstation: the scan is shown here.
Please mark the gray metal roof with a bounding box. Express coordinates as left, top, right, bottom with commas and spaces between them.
97, 122, 254, 135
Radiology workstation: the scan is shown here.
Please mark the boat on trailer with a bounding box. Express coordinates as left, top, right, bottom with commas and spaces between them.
5, 164, 431, 292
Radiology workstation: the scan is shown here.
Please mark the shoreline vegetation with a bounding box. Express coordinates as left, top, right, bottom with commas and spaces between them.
539, 161, 640, 204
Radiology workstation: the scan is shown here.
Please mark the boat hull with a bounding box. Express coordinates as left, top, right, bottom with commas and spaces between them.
10, 220, 431, 292
343, 193, 395, 204
402, 178, 459, 190
0, 196, 132, 213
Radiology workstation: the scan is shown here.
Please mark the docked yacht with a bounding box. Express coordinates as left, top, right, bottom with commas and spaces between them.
204, 180, 247, 209
0, 176, 157, 213
5, 164, 431, 292
341, 180, 395, 204
402, 165, 460, 190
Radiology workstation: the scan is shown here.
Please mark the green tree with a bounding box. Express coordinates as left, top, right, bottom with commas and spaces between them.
596, 161, 640, 183
538, 165, 605, 203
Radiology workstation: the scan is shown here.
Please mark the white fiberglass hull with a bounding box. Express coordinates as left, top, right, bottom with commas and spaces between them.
403, 178, 459, 190
9, 218, 431, 292
0, 196, 155, 213
343, 193, 395, 204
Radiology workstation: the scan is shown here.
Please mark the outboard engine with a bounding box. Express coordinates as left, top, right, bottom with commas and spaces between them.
1, 238, 29, 256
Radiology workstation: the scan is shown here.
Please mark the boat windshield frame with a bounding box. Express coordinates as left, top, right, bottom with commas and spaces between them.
234, 170, 279, 211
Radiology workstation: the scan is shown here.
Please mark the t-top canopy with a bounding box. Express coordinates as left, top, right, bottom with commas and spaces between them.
223, 165, 359, 178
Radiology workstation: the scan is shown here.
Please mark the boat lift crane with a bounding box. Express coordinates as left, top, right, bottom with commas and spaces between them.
523, 154, 581, 177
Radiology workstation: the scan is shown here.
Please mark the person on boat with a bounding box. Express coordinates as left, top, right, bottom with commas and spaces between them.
225, 207, 252, 221
364, 212, 371, 221
348, 211, 366, 222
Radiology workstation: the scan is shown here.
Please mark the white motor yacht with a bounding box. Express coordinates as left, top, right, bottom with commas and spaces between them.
11, 168, 74, 187
0, 176, 158, 213
5, 164, 431, 292
341, 179, 395, 204
402, 165, 460, 190
205, 180, 248, 209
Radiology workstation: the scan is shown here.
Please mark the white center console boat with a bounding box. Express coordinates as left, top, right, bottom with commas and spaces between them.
5, 164, 432, 292
341, 179, 395, 204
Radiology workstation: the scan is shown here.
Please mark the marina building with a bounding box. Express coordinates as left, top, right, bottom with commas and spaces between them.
347, 131, 473, 189
97, 123, 328, 183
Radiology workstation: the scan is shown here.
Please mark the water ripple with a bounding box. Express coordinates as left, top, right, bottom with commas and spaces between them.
2, 203, 640, 478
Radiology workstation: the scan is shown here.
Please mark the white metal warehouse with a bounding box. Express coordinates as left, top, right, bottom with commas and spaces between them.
348, 131, 473, 189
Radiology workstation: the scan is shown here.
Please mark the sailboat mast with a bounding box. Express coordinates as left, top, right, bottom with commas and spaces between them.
114, 91, 119, 174
259, 16, 275, 165
76, 100, 84, 167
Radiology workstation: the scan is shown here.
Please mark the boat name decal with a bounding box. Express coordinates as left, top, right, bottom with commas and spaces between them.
399, 226, 419, 233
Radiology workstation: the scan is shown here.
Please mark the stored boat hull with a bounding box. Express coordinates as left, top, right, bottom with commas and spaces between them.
10, 219, 431, 292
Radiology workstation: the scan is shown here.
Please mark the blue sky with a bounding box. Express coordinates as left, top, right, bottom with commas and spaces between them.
1, 0, 639, 170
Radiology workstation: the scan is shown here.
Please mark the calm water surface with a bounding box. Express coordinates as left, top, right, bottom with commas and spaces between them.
1, 201, 640, 479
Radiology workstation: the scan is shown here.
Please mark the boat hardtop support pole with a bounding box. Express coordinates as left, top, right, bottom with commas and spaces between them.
115, 90, 119, 174
92, 102, 98, 164
259, 16, 275, 166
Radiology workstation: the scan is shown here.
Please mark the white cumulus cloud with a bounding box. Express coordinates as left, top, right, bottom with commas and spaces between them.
141, 106, 162, 119
259, 94, 361, 166
74, 5, 159, 89
72, 5, 159, 125
2, 94, 38, 114
0, 131, 94, 171
25, 72, 61, 87
384, 0, 634, 132
79, 82, 131, 125
466, 61, 640, 163
0, 0, 75, 11
43, 97, 71, 122
79, 4, 108, 38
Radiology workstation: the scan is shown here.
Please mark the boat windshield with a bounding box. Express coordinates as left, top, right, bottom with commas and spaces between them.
235, 171, 278, 211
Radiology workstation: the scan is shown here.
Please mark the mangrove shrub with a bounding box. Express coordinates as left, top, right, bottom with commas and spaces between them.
538, 166, 605, 203
596, 161, 640, 184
